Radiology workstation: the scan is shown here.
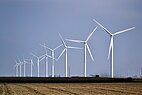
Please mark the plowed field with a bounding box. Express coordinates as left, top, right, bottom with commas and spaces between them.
0, 83, 141, 95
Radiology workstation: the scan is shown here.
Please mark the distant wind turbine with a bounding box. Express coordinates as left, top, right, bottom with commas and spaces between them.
22, 57, 27, 77
29, 59, 34, 77
40, 44, 56, 77
31, 53, 45, 77
24, 59, 34, 77
66, 27, 98, 77
18, 58, 23, 77
40, 43, 50, 77
58, 32, 82, 77
14, 59, 19, 77
93, 19, 135, 78
40, 43, 63, 77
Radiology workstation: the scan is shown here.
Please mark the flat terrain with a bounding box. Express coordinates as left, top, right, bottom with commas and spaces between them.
0, 83, 142, 95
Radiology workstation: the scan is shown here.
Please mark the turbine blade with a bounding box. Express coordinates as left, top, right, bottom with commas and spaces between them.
42, 43, 48, 54
39, 55, 45, 59
22, 56, 25, 62
58, 32, 66, 47
67, 46, 82, 49
14, 59, 19, 67
25, 61, 28, 64
86, 44, 94, 61
24, 59, 28, 61
17, 57, 21, 63
57, 49, 65, 60
108, 37, 113, 59
66, 39, 84, 43
40, 44, 52, 51
114, 27, 136, 35
52, 57, 57, 60
93, 19, 112, 35
86, 26, 98, 41
46, 54, 52, 59
31, 60, 34, 66
39, 56, 45, 61
54, 44, 63, 50
31, 53, 38, 58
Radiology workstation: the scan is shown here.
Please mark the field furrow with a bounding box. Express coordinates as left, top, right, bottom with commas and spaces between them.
33, 83, 122, 95
26, 83, 79, 95
0, 83, 141, 95
43, 86, 79, 95
3, 84, 12, 95
17, 84, 46, 95
7, 84, 39, 95
0, 84, 3, 95
92, 83, 142, 95
39, 83, 142, 95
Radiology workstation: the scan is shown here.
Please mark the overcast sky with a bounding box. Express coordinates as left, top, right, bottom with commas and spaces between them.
0, 0, 142, 77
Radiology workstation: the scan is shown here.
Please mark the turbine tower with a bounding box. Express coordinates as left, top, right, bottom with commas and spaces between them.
58, 32, 82, 77
31, 53, 45, 77
14, 60, 19, 77
41, 43, 49, 77
93, 19, 135, 78
18, 58, 23, 77
66, 27, 97, 77
22, 57, 27, 77
24, 59, 34, 77
40, 44, 63, 77
40, 44, 55, 77
30, 59, 34, 77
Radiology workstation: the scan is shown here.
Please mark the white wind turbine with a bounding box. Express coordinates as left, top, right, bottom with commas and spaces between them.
31, 53, 45, 77
29, 59, 34, 77
14, 60, 19, 77
40, 43, 49, 77
40, 44, 63, 77
66, 27, 98, 77
18, 58, 23, 77
58, 32, 82, 77
93, 19, 135, 78
22, 57, 27, 77
24, 59, 34, 77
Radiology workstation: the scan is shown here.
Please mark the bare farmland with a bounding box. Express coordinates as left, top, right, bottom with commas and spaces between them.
0, 83, 142, 95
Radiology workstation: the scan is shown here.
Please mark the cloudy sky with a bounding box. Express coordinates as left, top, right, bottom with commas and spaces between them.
0, 0, 142, 77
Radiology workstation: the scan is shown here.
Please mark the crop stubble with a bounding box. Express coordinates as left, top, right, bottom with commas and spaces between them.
0, 83, 141, 95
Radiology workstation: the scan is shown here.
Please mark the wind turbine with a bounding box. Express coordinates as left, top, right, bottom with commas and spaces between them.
93, 19, 135, 78
58, 32, 82, 77
24, 59, 34, 77
18, 58, 23, 77
66, 27, 97, 77
40, 43, 50, 77
22, 57, 27, 77
31, 53, 45, 77
14, 60, 19, 77
29, 59, 34, 77
40, 44, 63, 77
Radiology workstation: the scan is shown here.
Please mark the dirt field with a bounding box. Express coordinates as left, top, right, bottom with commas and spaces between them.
0, 83, 142, 95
